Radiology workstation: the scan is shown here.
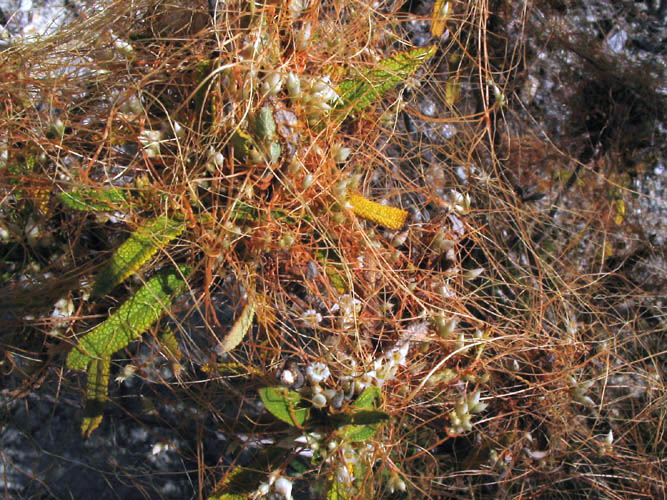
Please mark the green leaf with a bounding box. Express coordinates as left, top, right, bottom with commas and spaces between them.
339, 424, 379, 443
337, 46, 437, 114
93, 216, 185, 297
67, 265, 190, 370
231, 129, 253, 162
81, 356, 111, 438
252, 105, 276, 142
58, 188, 130, 212
342, 410, 390, 426
337, 387, 387, 443
216, 298, 255, 354
258, 386, 309, 427
351, 385, 382, 410
337, 410, 389, 443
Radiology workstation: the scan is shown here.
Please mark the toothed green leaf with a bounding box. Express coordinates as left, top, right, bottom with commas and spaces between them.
58, 188, 130, 212
337, 45, 437, 114
67, 265, 190, 371
81, 356, 111, 438
258, 386, 309, 427
93, 216, 185, 297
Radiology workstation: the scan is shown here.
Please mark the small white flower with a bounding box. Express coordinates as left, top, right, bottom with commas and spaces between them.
311, 392, 327, 408
305, 362, 330, 384
446, 190, 471, 213
119, 94, 143, 117
171, 121, 185, 140
301, 309, 322, 328
115, 364, 137, 384
113, 36, 133, 55
387, 472, 407, 493
52, 297, 74, 319
341, 445, 357, 465
151, 441, 174, 455
435, 316, 457, 338
336, 464, 353, 484
273, 477, 293, 500
139, 129, 162, 157
385, 342, 409, 366
255, 481, 270, 497
280, 369, 296, 386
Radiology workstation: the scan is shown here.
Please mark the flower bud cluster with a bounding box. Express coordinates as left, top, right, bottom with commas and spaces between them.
299, 75, 342, 124
568, 375, 595, 406
448, 391, 487, 434
445, 189, 471, 213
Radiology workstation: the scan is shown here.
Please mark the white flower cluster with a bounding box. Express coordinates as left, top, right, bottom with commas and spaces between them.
323, 441, 381, 491
253, 471, 293, 500
298, 75, 342, 124
332, 294, 362, 331
448, 391, 487, 434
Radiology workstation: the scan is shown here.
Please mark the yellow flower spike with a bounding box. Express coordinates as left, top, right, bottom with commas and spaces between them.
346, 193, 408, 230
